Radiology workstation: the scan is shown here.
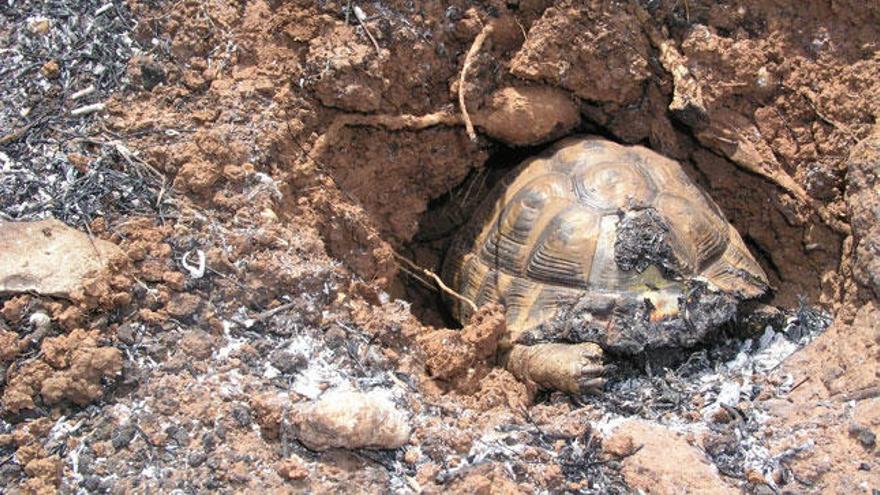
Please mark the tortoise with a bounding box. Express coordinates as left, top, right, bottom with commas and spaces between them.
442, 136, 769, 393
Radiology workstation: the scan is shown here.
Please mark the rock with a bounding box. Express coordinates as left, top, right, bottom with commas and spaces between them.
509, 6, 650, 105
460, 304, 505, 359
605, 420, 737, 494
745, 467, 767, 485
139, 58, 166, 91
474, 86, 580, 146
187, 451, 207, 467
165, 293, 203, 320
602, 431, 636, 458
848, 423, 877, 449
250, 392, 285, 440
291, 390, 411, 450
116, 324, 136, 345
179, 329, 214, 359
0, 219, 121, 298
41, 60, 60, 79
27, 18, 51, 35
276, 456, 308, 481
269, 347, 308, 374
417, 329, 475, 380
111, 424, 137, 450
231, 404, 252, 427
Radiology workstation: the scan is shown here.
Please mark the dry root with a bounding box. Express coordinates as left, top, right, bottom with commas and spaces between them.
458, 22, 495, 142
392, 251, 478, 315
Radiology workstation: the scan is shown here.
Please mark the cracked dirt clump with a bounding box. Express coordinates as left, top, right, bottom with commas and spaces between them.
417, 304, 505, 392
510, 4, 651, 105
7, 329, 122, 413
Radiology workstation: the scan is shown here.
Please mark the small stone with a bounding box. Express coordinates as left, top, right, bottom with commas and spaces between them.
404, 447, 420, 465
746, 468, 766, 485
201, 432, 216, 451
162, 271, 186, 291
474, 86, 580, 146
291, 390, 411, 450
27, 18, 51, 35
231, 404, 252, 427
1, 296, 29, 324
0, 462, 21, 483
180, 329, 214, 359
711, 406, 733, 424
603, 432, 637, 458
611, 420, 737, 494
140, 59, 165, 90
187, 451, 207, 467
269, 349, 307, 374
223, 165, 246, 183
83, 475, 102, 492
117, 324, 136, 345
41, 60, 60, 79
849, 423, 877, 449
0, 219, 121, 298
111, 424, 137, 450
111, 292, 132, 307
165, 293, 202, 319
166, 425, 189, 446
277, 457, 308, 481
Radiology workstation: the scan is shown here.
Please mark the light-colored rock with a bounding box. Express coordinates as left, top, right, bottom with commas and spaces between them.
291, 390, 411, 450
475, 86, 580, 146
606, 419, 737, 494
0, 219, 121, 298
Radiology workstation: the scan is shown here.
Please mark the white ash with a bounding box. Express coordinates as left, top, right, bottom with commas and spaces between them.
0, 0, 168, 226
593, 305, 832, 490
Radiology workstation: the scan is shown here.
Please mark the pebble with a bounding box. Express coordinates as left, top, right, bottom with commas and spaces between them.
111, 424, 137, 450
140, 58, 165, 91
603, 432, 637, 458
849, 423, 877, 449
277, 456, 309, 481
187, 451, 207, 467
117, 323, 136, 345
291, 390, 411, 450
231, 404, 252, 427
41, 60, 60, 79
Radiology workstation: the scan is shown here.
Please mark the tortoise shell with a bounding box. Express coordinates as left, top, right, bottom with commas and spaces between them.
443, 136, 769, 351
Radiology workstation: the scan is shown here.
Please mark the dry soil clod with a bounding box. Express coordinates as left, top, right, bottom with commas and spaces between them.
633, 4, 850, 236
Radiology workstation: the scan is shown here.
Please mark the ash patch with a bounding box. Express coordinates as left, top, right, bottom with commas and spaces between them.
0, 1, 168, 225
586, 302, 832, 491
1, 145, 169, 224
1, 0, 138, 142
614, 208, 680, 276
432, 419, 629, 494
521, 281, 738, 355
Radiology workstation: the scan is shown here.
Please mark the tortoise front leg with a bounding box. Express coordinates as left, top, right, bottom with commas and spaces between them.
502, 342, 608, 394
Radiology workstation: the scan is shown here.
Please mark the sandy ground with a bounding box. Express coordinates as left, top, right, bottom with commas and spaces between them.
0, 0, 878, 493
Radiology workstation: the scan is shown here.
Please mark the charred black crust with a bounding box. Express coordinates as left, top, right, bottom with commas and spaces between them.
613, 207, 682, 278
518, 280, 739, 355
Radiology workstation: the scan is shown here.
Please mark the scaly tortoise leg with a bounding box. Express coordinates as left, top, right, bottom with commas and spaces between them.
502, 342, 609, 394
